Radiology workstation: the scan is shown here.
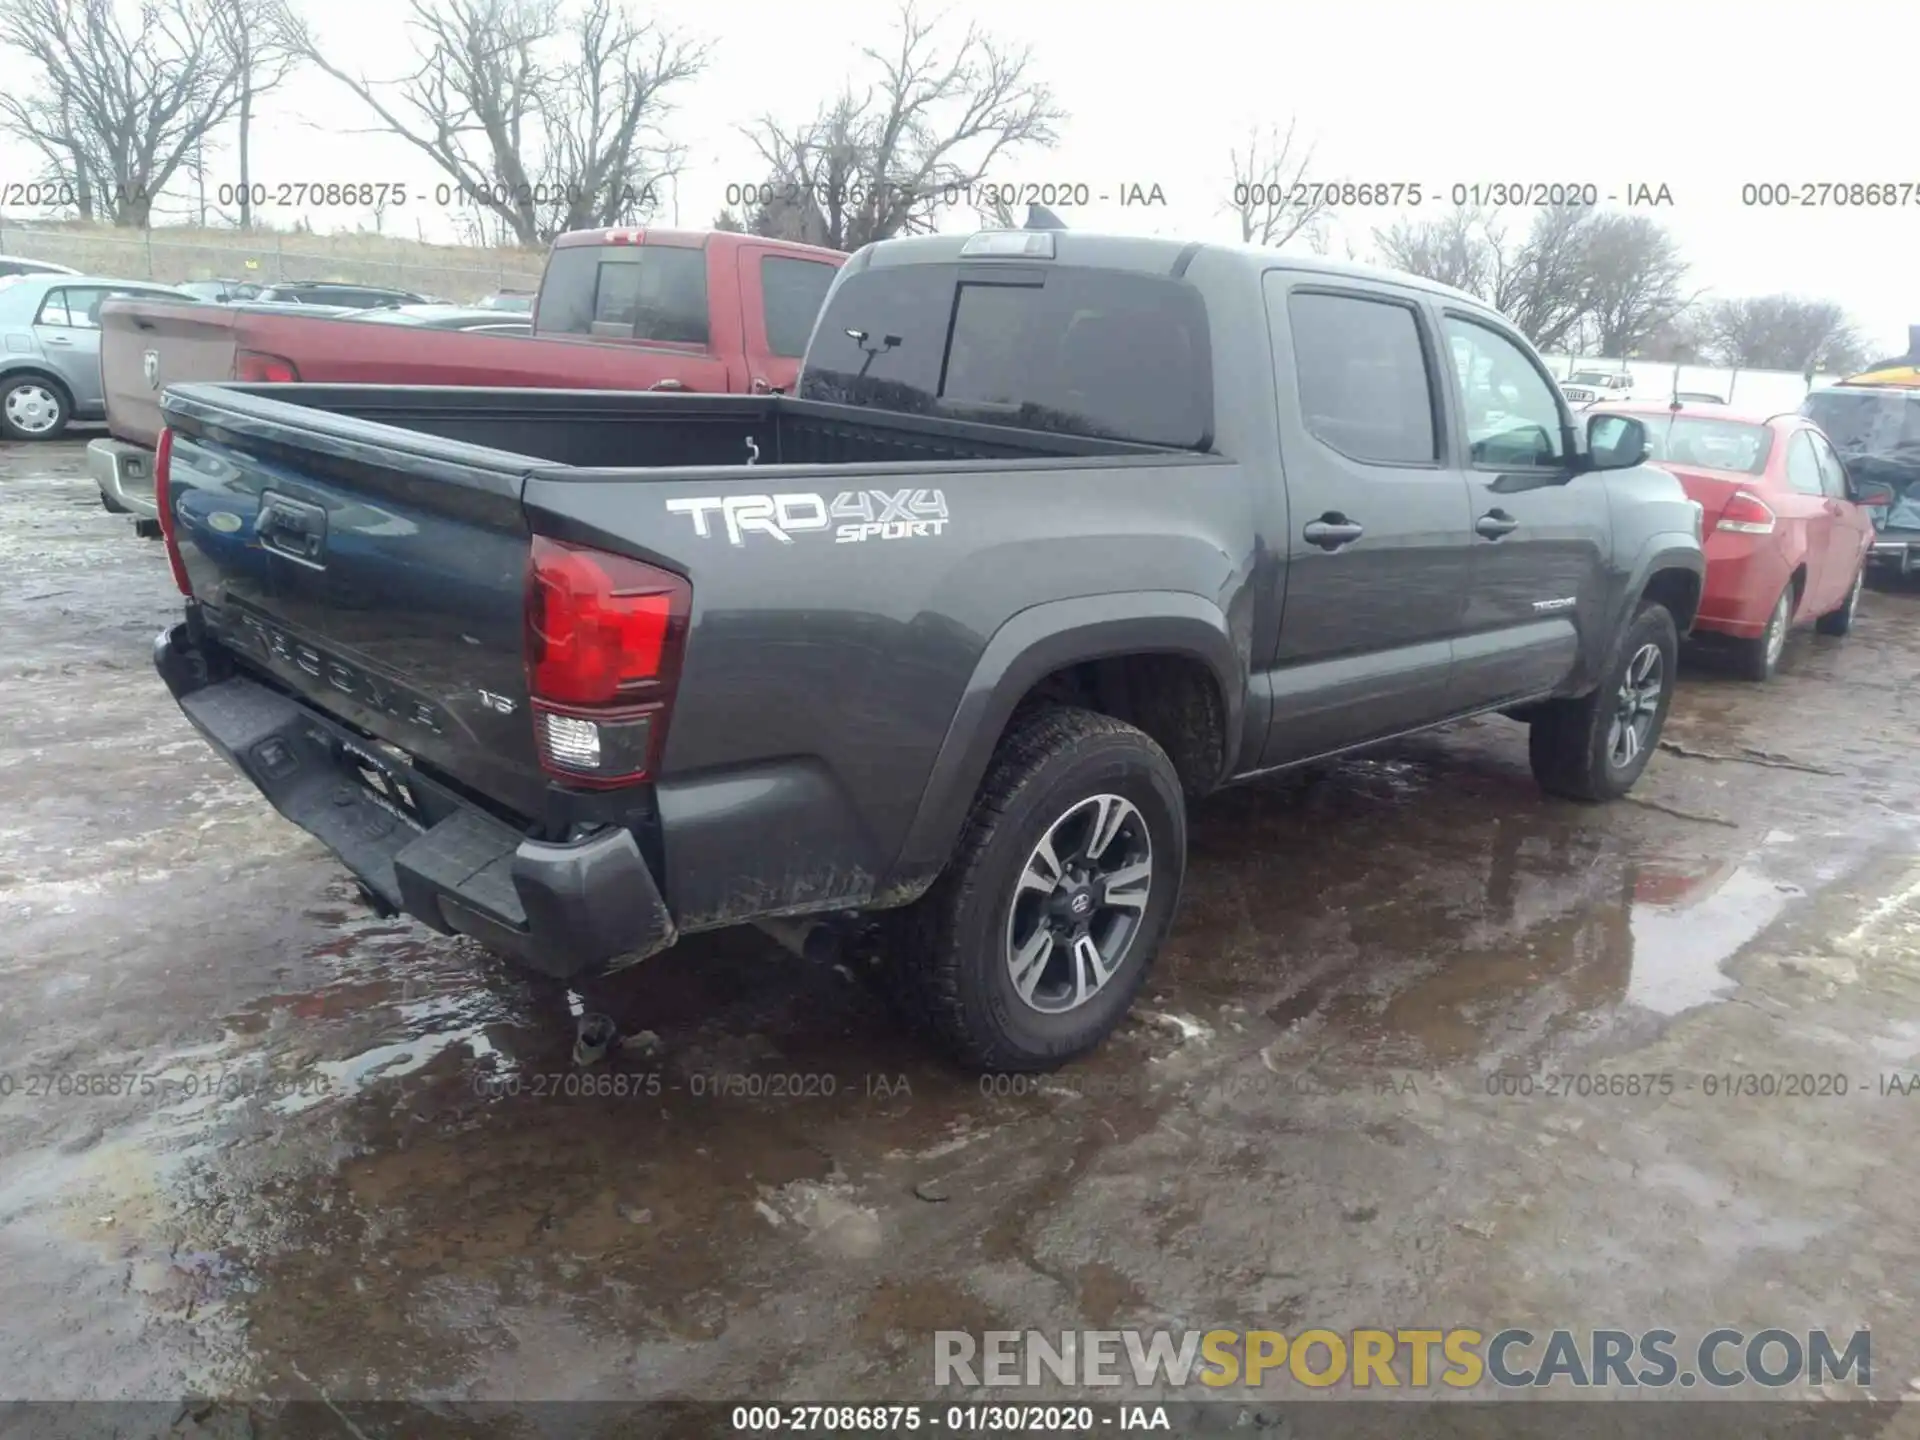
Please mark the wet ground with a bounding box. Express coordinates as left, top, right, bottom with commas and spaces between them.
4, 440, 1920, 1425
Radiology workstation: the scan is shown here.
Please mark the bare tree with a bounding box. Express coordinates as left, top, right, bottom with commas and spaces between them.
1372, 205, 1501, 295
0, 0, 251, 226
294, 0, 708, 246
211, 0, 302, 229
1580, 214, 1694, 359
1371, 203, 1687, 357
1697, 295, 1865, 375
729, 3, 1064, 251
1225, 119, 1328, 250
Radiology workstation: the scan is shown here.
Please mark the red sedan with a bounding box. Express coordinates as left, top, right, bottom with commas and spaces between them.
1593, 404, 1879, 680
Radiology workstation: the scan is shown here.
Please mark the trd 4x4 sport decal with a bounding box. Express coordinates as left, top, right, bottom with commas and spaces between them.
665, 489, 949, 547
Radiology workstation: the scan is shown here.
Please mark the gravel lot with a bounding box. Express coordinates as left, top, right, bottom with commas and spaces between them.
4, 440, 1920, 1432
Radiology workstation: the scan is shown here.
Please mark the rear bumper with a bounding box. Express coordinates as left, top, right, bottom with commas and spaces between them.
88, 438, 157, 520
1867, 535, 1918, 574
155, 622, 677, 980
1692, 531, 1791, 638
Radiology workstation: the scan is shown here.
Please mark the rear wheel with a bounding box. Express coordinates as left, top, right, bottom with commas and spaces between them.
1528, 602, 1678, 802
1815, 566, 1863, 637
1736, 581, 1795, 680
0, 376, 70, 440
884, 706, 1186, 1072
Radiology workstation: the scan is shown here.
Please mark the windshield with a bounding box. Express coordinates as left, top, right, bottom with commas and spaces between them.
1596, 412, 1772, 474
1801, 389, 1920, 458
1568, 371, 1618, 386
799, 262, 1213, 450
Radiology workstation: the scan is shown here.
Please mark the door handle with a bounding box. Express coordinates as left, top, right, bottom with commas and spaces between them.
1476, 510, 1520, 539
648, 378, 688, 392
44, 335, 73, 346
1302, 513, 1365, 550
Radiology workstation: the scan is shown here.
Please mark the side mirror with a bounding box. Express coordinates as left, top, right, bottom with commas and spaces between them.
1851, 478, 1896, 507
1584, 413, 1650, 471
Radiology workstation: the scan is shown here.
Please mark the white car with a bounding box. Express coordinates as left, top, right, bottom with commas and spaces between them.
1560, 369, 1636, 406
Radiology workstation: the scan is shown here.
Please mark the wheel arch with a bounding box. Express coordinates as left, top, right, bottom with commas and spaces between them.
880, 592, 1244, 894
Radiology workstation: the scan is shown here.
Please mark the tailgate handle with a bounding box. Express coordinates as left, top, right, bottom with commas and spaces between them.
258, 492, 328, 564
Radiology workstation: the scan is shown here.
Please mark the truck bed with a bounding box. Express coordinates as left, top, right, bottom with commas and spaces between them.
163, 382, 1174, 470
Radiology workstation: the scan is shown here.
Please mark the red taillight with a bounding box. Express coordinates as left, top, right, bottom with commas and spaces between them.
1716, 491, 1777, 535
233, 349, 299, 382
525, 536, 691, 786
153, 426, 192, 597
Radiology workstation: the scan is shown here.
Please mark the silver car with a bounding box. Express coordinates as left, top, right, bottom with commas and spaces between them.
0, 273, 193, 440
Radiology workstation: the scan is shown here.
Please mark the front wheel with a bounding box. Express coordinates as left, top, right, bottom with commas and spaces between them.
1815, 566, 1863, 637
1528, 602, 1678, 802
884, 706, 1187, 1072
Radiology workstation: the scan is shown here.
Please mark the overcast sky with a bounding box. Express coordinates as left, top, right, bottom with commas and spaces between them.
3, 0, 1917, 356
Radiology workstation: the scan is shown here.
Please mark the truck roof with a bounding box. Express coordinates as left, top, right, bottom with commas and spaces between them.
854, 231, 1491, 309
548, 226, 845, 263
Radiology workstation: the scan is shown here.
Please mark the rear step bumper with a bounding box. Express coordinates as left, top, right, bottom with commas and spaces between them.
1868, 537, 1917, 574
155, 623, 677, 979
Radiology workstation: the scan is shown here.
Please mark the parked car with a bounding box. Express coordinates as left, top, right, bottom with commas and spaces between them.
252, 281, 428, 309
150, 229, 1705, 1071
0, 255, 80, 280
1560, 370, 1637, 406
176, 279, 263, 303
1592, 402, 1891, 679
336, 304, 532, 335
0, 274, 193, 440
1800, 384, 1920, 579
1674, 391, 1726, 405
90, 229, 847, 528
474, 290, 534, 313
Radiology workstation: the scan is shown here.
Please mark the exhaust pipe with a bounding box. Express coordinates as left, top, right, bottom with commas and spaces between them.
754, 917, 841, 965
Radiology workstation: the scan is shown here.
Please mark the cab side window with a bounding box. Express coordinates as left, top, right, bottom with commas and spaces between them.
1285, 289, 1439, 466
1783, 432, 1824, 496
1441, 316, 1568, 468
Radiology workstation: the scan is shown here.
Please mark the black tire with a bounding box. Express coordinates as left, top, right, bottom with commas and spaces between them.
1735, 580, 1795, 681
100, 489, 130, 514
0, 374, 71, 441
1815, 566, 1863, 637
883, 705, 1187, 1072
134, 517, 163, 540
1528, 602, 1678, 802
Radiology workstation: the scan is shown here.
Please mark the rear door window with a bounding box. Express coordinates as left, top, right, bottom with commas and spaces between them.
1285, 291, 1441, 466
34, 289, 79, 327
536, 244, 709, 344
800, 263, 1212, 449
761, 255, 838, 358
1784, 432, 1824, 495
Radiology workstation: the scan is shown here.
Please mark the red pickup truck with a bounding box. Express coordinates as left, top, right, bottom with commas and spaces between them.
90, 228, 845, 529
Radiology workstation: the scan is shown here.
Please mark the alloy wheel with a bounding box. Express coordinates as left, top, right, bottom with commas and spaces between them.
1606, 642, 1664, 770
1004, 793, 1154, 1014
1765, 588, 1791, 669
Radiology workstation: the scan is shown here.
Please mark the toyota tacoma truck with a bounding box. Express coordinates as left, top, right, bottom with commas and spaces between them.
90, 228, 845, 531
150, 229, 1704, 1072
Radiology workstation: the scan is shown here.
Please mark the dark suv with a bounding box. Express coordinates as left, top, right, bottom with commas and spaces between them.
1801, 384, 1920, 577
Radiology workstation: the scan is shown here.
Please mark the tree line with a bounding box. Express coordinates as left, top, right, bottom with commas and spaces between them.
0, 0, 1871, 374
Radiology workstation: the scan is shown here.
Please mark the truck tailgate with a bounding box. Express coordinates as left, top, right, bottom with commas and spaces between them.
161, 384, 559, 819
100, 301, 243, 448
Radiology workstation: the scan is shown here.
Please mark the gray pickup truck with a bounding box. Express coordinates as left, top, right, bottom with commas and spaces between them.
151, 229, 1704, 1071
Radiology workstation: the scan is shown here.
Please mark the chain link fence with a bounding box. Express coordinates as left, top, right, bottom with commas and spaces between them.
0, 220, 544, 303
